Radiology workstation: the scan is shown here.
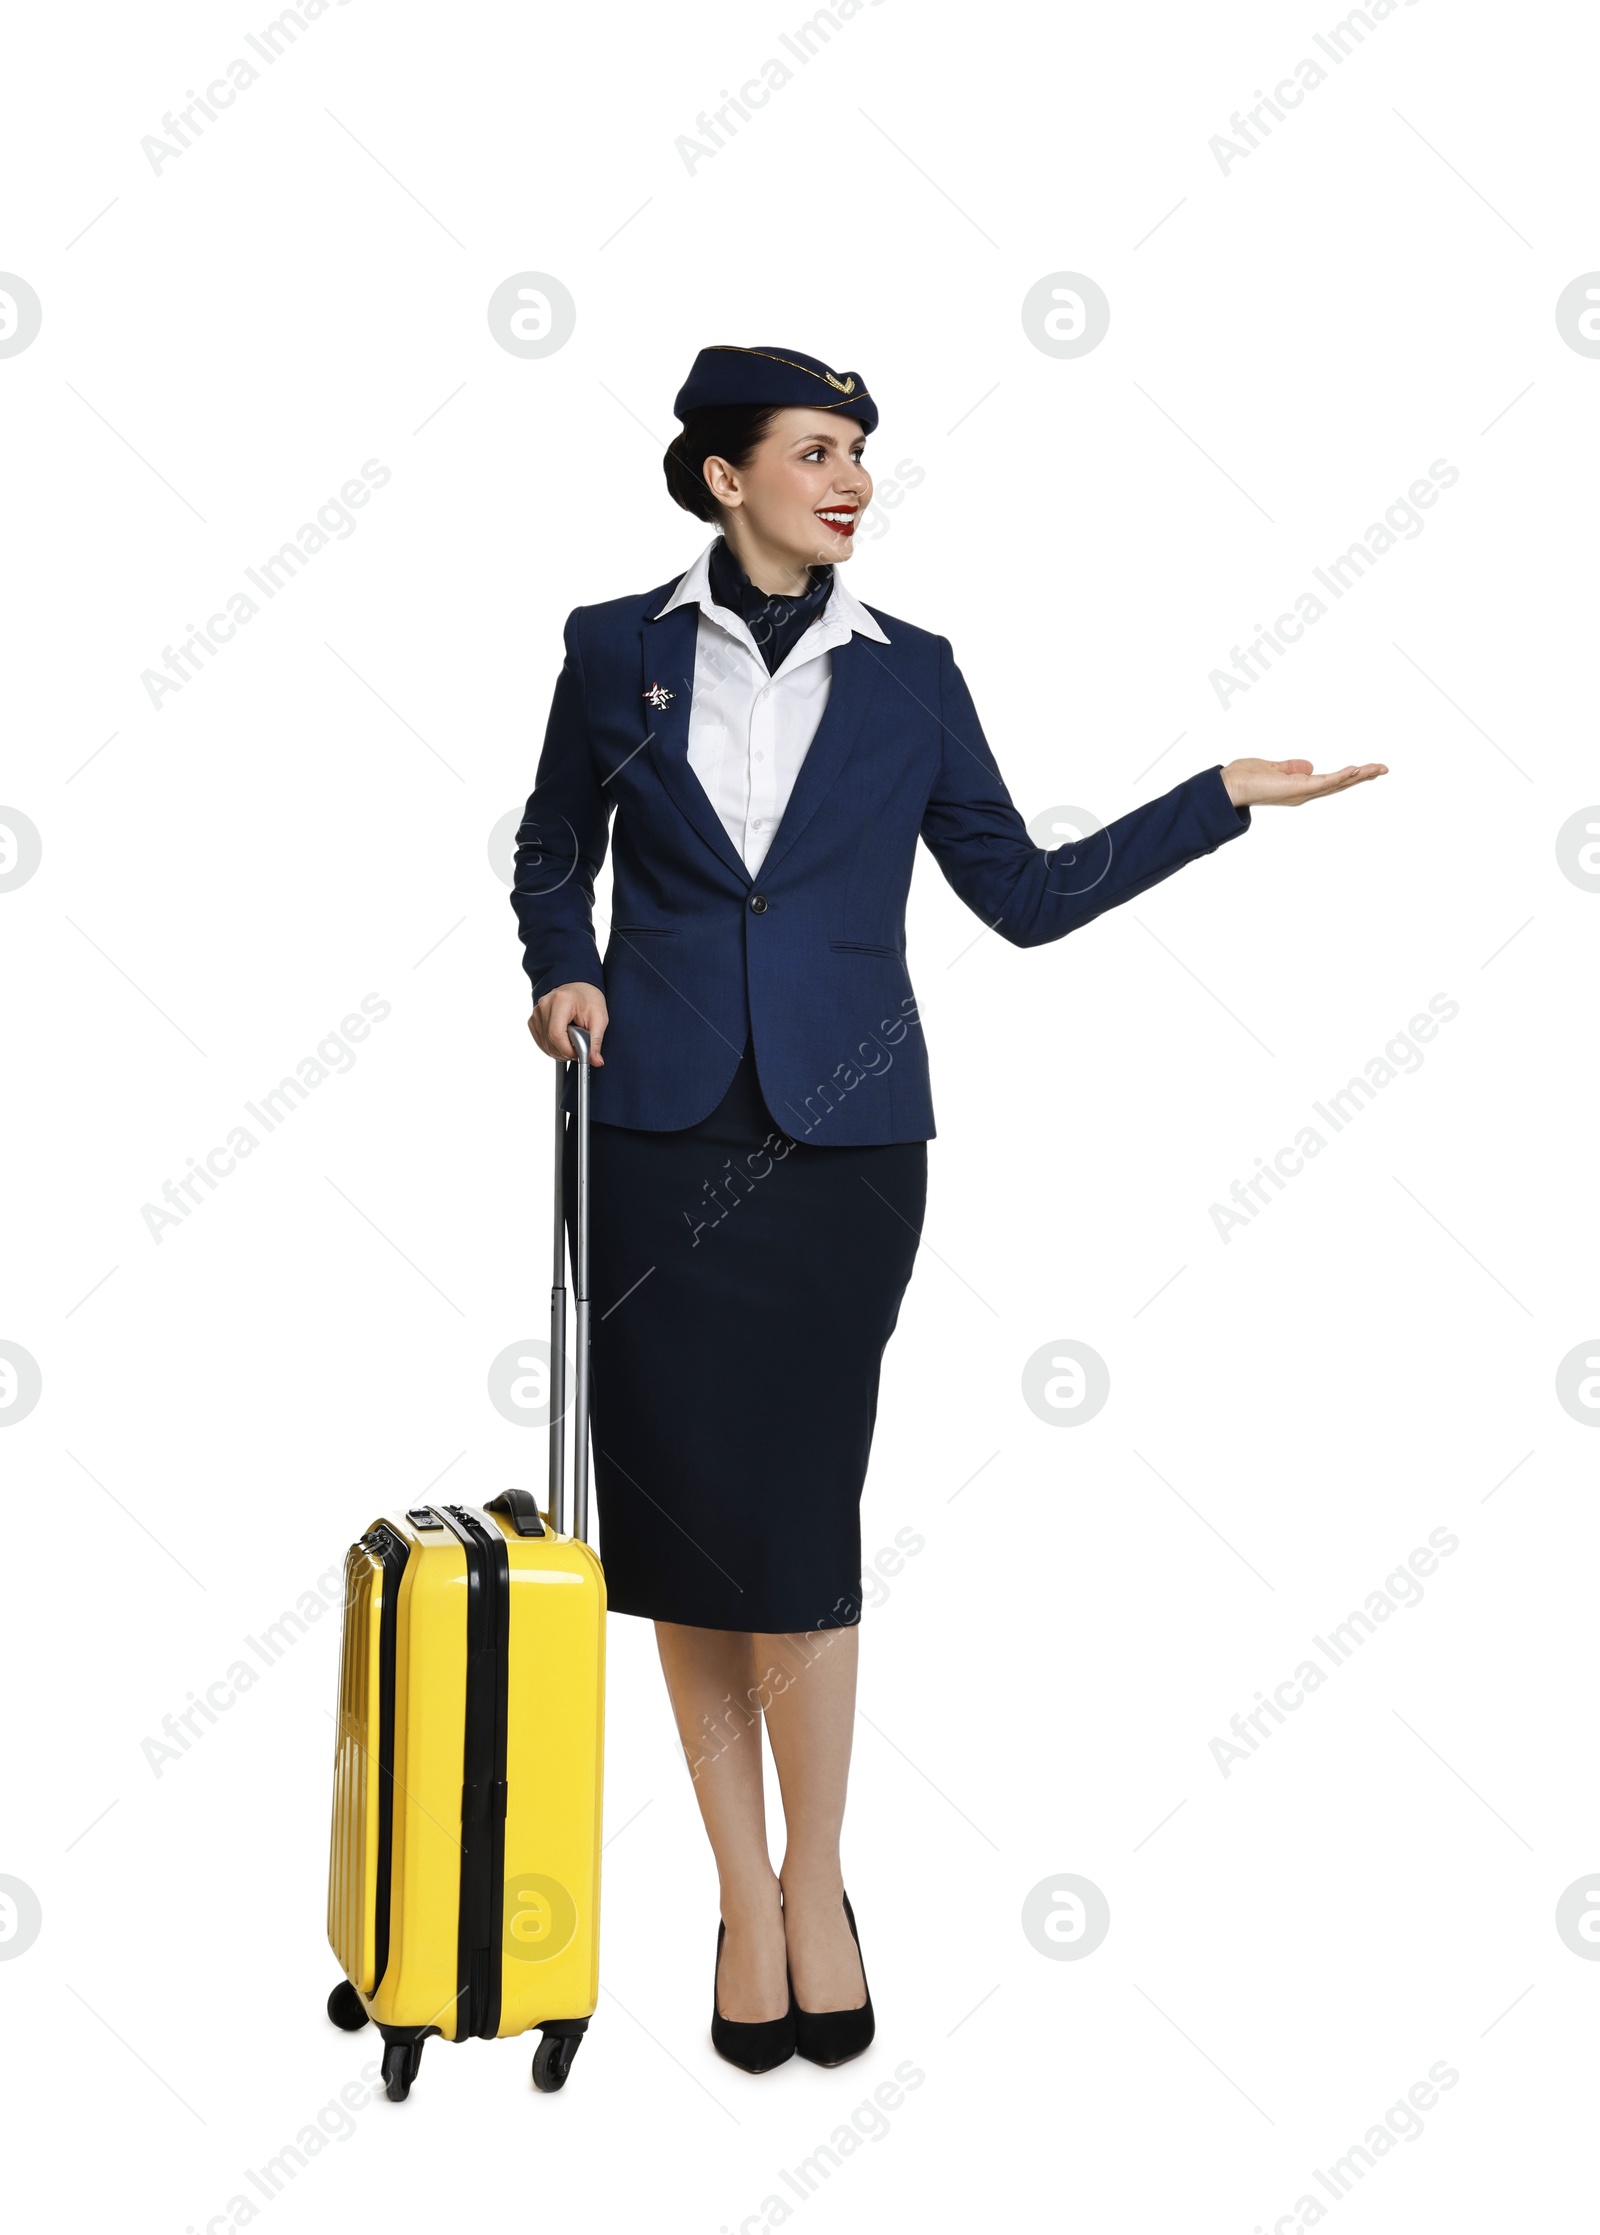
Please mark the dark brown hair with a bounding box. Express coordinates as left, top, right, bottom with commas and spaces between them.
662, 404, 782, 523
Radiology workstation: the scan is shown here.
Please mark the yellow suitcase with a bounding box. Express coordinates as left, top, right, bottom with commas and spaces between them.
324, 1031, 605, 2099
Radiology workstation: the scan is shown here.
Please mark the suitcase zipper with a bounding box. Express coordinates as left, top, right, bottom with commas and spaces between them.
438, 1504, 511, 2041
362, 1524, 409, 1998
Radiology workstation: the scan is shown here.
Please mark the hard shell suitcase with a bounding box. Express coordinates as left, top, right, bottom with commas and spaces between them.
324, 1029, 605, 2099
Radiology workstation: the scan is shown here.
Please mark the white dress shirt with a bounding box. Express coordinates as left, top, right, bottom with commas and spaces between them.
653, 537, 892, 878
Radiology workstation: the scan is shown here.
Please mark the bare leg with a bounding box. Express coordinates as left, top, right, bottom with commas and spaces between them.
755, 1625, 867, 2011
653, 1620, 787, 2021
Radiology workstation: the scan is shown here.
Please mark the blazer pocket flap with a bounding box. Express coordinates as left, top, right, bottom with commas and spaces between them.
830, 938, 902, 957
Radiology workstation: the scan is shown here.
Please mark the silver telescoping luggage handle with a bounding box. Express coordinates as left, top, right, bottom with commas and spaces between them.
548, 1024, 593, 1543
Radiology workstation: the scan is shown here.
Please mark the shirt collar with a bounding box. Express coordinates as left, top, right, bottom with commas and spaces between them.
652, 536, 890, 653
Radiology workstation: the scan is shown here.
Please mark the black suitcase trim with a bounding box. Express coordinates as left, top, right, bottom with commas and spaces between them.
438, 1504, 511, 2041
362, 1523, 410, 1997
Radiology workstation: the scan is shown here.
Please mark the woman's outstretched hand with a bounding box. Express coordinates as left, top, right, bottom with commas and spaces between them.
529, 981, 609, 1064
1222, 757, 1388, 809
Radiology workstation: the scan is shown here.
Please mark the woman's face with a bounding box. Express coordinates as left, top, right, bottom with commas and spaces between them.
703, 409, 872, 566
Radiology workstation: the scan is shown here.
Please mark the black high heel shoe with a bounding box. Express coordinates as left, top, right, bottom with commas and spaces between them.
790, 1890, 875, 2067
711, 1919, 797, 2073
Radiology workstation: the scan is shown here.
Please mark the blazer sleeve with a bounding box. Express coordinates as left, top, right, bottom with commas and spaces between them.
919, 634, 1251, 947
510, 607, 612, 1002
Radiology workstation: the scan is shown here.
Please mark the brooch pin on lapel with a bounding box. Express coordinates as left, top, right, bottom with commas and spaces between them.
643, 681, 675, 710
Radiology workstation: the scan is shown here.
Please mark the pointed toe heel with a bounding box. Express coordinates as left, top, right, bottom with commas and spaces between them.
711, 1920, 797, 2074
792, 1890, 875, 2068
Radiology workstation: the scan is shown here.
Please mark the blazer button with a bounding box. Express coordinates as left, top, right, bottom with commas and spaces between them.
749, 893, 768, 914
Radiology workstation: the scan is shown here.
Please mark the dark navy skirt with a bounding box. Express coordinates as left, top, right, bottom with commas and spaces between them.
562, 1040, 926, 1633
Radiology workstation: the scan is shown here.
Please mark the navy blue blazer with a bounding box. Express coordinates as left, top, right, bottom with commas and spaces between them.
511, 579, 1252, 1143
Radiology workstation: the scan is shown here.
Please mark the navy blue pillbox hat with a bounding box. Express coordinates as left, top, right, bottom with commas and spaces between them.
672, 343, 877, 433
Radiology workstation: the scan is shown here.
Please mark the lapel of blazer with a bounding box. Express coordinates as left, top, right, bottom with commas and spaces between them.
755, 629, 886, 883
639, 597, 890, 889
640, 600, 751, 887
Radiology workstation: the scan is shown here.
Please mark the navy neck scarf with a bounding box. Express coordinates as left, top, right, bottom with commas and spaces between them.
707, 537, 835, 676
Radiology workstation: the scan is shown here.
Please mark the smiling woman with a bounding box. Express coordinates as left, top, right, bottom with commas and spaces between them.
664, 399, 869, 553
510, 336, 1386, 2079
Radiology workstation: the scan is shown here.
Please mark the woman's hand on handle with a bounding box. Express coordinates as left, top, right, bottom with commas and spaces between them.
1221, 757, 1388, 809
529, 981, 609, 1064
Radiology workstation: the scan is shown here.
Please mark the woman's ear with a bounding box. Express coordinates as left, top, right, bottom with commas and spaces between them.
703, 454, 741, 511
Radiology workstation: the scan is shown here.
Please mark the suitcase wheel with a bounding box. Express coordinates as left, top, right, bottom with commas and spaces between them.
532, 2029, 583, 2093
326, 1979, 370, 2033
381, 2037, 427, 2102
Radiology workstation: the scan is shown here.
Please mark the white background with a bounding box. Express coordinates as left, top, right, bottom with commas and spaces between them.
3, 2, 1596, 2229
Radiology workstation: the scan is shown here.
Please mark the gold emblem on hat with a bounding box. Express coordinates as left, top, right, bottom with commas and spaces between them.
823, 371, 857, 395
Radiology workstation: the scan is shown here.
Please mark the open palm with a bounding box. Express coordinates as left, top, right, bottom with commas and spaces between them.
1222, 756, 1388, 808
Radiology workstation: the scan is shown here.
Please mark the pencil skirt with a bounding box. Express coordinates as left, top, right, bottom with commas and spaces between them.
561, 1039, 927, 1632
